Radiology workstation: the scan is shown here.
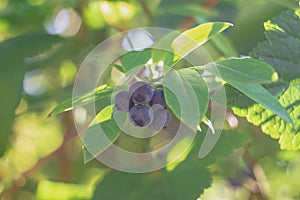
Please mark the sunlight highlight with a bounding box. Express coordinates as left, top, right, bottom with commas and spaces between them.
45, 8, 82, 37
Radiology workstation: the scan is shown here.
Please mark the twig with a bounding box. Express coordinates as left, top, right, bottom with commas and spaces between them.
138, 0, 157, 26
176, 17, 196, 30
203, 0, 220, 8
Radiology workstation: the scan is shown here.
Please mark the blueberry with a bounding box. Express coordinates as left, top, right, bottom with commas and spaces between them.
129, 82, 153, 104
129, 105, 153, 127
115, 91, 132, 112
149, 89, 167, 108
148, 104, 167, 131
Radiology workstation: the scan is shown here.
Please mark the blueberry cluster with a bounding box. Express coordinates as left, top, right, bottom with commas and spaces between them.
115, 81, 170, 130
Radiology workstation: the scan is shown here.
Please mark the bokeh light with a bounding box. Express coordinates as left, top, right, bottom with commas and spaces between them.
45, 8, 82, 37
23, 69, 47, 96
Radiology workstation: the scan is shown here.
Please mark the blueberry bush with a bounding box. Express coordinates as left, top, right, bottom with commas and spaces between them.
0, 0, 299, 199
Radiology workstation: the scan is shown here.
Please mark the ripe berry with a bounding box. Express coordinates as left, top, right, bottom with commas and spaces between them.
148, 104, 167, 131
149, 89, 167, 108
129, 105, 153, 127
115, 91, 133, 112
129, 82, 153, 104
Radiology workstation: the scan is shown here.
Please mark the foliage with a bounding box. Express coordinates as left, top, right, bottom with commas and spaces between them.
0, 0, 299, 199
229, 8, 300, 150
91, 130, 250, 200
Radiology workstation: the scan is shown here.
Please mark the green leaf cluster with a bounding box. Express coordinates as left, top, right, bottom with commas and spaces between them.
229, 9, 300, 150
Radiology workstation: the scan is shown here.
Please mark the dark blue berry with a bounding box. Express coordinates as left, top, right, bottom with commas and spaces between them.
149, 89, 167, 108
148, 104, 167, 131
129, 82, 153, 104
129, 105, 153, 127
115, 91, 131, 112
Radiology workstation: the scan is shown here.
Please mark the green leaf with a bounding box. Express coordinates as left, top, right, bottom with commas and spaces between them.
197, 130, 251, 166
205, 58, 278, 84
231, 84, 300, 150
91, 130, 250, 200
209, 34, 239, 57
251, 39, 300, 83
227, 81, 291, 123
50, 85, 113, 116
92, 165, 211, 200
250, 9, 300, 83
171, 22, 233, 62
113, 64, 125, 73
151, 31, 179, 67
83, 106, 121, 164
178, 68, 209, 122
90, 105, 114, 126
0, 32, 62, 156
120, 49, 151, 72
163, 69, 209, 130
151, 49, 174, 67
228, 9, 300, 150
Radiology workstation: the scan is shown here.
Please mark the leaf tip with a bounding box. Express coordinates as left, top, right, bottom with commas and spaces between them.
83, 147, 94, 164
225, 22, 234, 27
284, 115, 293, 124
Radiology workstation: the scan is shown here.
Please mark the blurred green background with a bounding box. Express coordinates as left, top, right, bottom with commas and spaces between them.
0, 0, 300, 199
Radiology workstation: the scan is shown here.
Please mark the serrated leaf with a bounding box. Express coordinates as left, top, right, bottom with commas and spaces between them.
206, 58, 278, 84
227, 81, 291, 123
171, 22, 233, 61
0, 32, 62, 156
120, 49, 151, 72
251, 40, 300, 83
50, 85, 113, 116
92, 165, 211, 200
251, 9, 300, 83
228, 9, 300, 150
163, 69, 209, 130
232, 84, 300, 150
83, 106, 121, 164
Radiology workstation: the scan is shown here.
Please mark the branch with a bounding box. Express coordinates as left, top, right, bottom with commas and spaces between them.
138, 0, 157, 26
